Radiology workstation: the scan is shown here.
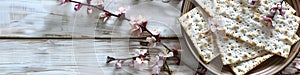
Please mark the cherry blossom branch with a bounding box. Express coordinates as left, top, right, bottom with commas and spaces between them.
106, 56, 150, 64
64, 0, 131, 21
263, 1, 285, 26
60, 0, 179, 74
137, 21, 179, 75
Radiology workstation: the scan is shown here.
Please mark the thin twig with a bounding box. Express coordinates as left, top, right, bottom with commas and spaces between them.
69, 0, 131, 21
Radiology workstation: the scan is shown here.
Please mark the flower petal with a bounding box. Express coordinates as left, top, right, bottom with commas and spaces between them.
115, 60, 124, 69
74, 3, 82, 11
270, 8, 277, 14
166, 52, 174, 57
87, 6, 92, 14
136, 58, 143, 64
280, 10, 286, 15
99, 12, 106, 18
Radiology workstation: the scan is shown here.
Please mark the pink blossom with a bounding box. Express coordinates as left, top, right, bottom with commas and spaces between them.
134, 58, 148, 70
280, 10, 286, 15
74, 3, 82, 11
119, 7, 127, 14
130, 23, 143, 36
270, 8, 276, 14
277, 4, 282, 10
98, 4, 105, 9
150, 55, 160, 63
100, 11, 112, 22
263, 15, 272, 21
87, 6, 92, 14
87, 0, 92, 14
115, 60, 124, 69
134, 49, 148, 56
132, 49, 150, 70
60, 0, 70, 5
117, 7, 128, 19
158, 52, 174, 57
263, 15, 273, 27
99, 12, 106, 18
250, 0, 257, 5
146, 36, 157, 47
129, 16, 149, 35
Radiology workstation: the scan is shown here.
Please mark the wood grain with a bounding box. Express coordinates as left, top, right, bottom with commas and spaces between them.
0, 39, 194, 75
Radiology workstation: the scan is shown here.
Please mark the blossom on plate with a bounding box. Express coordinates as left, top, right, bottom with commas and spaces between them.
263, 15, 273, 27
263, 15, 272, 21
74, 3, 82, 11
207, 16, 226, 41
249, 0, 257, 5
130, 21, 143, 36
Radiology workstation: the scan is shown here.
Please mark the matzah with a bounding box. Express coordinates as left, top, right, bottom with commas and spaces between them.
217, 32, 266, 65
195, 0, 217, 17
179, 8, 217, 63
216, 0, 300, 58
180, 0, 300, 74
179, 8, 267, 65
230, 53, 274, 75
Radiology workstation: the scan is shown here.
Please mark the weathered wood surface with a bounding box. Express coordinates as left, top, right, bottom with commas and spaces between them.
0, 39, 194, 75
0, 0, 182, 38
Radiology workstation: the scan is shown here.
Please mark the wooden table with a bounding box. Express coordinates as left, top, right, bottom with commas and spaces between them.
0, 39, 195, 75
0, 0, 196, 75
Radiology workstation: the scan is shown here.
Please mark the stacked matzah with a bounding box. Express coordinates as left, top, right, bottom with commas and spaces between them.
179, 0, 300, 75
